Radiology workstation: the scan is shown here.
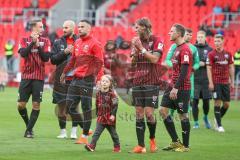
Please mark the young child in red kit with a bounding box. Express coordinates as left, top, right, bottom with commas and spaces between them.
85, 75, 120, 152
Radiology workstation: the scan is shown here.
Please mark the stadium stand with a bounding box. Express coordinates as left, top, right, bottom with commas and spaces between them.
0, 0, 58, 86
0, 0, 239, 93
104, 0, 240, 56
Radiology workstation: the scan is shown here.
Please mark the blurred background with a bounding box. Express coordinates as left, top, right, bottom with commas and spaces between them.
0, 0, 239, 99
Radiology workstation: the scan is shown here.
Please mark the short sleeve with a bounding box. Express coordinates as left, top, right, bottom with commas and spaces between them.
228, 53, 234, 64
206, 52, 213, 66
180, 48, 191, 64
153, 37, 164, 53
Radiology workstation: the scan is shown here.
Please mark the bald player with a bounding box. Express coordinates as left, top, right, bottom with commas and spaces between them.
51, 20, 83, 139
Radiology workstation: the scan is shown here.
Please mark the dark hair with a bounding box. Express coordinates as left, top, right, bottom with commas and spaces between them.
136, 17, 152, 33
214, 34, 224, 40
185, 28, 192, 33
29, 19, 42, 29
80, 19, 92, 26
173, 23, 185, 37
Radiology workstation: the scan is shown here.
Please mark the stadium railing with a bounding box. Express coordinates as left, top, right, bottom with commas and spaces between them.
0, 8, 49, 24
200, 12, 240, 29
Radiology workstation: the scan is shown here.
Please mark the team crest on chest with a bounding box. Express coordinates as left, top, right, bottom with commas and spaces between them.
105, 95, 110, 101
83, 45, 89, 52
224, 54, 229, 59
39, 42, 44, 47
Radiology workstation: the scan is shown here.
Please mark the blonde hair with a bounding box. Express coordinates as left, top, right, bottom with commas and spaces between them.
197, 30, 206, 36
101, 74, 115, 90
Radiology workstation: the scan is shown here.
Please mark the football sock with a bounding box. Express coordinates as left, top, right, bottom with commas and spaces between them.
27, 109, 40, 131
192, 99, 199, 122
163, 116, 178, 142
181, 118, 190, 148
58, 116, 66, 129
220, 106, 228, 118
136, 118, 145, 147
214, 106, 222, 126
147, 121, 156, 139
203, 99, 210, 116
18, 108, 29, 127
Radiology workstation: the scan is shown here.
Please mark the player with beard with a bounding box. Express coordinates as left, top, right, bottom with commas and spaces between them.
130, 17, 164, 153
60, 20, 104, 144
51, 20, 89, 139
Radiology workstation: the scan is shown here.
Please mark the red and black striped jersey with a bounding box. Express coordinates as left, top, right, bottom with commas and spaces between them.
171, 43, 193, 90
207, 49, 233, 84
96, 90, 118, 125
19, 36, 51, 80
131, 35, 164, 86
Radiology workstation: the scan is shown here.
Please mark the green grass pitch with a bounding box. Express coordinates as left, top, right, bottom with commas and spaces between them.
0, 87, 239, 160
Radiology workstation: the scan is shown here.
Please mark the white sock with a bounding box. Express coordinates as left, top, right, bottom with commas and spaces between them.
81, 134, 88, 138
71, 127, 77, 134
61, 129, 66, 134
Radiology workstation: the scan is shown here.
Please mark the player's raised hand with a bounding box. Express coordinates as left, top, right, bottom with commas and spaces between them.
64, 45, 74, 55
31, 32, 39, 43
131, 36, 139, 45
133, 37, 144, 51
68, 45, 74, 53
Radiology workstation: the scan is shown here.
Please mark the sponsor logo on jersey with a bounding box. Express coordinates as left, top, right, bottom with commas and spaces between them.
224, 54, 229, 59
216, 60, 228, 65
184, 55, 189, 62
31, 49, 39, 52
